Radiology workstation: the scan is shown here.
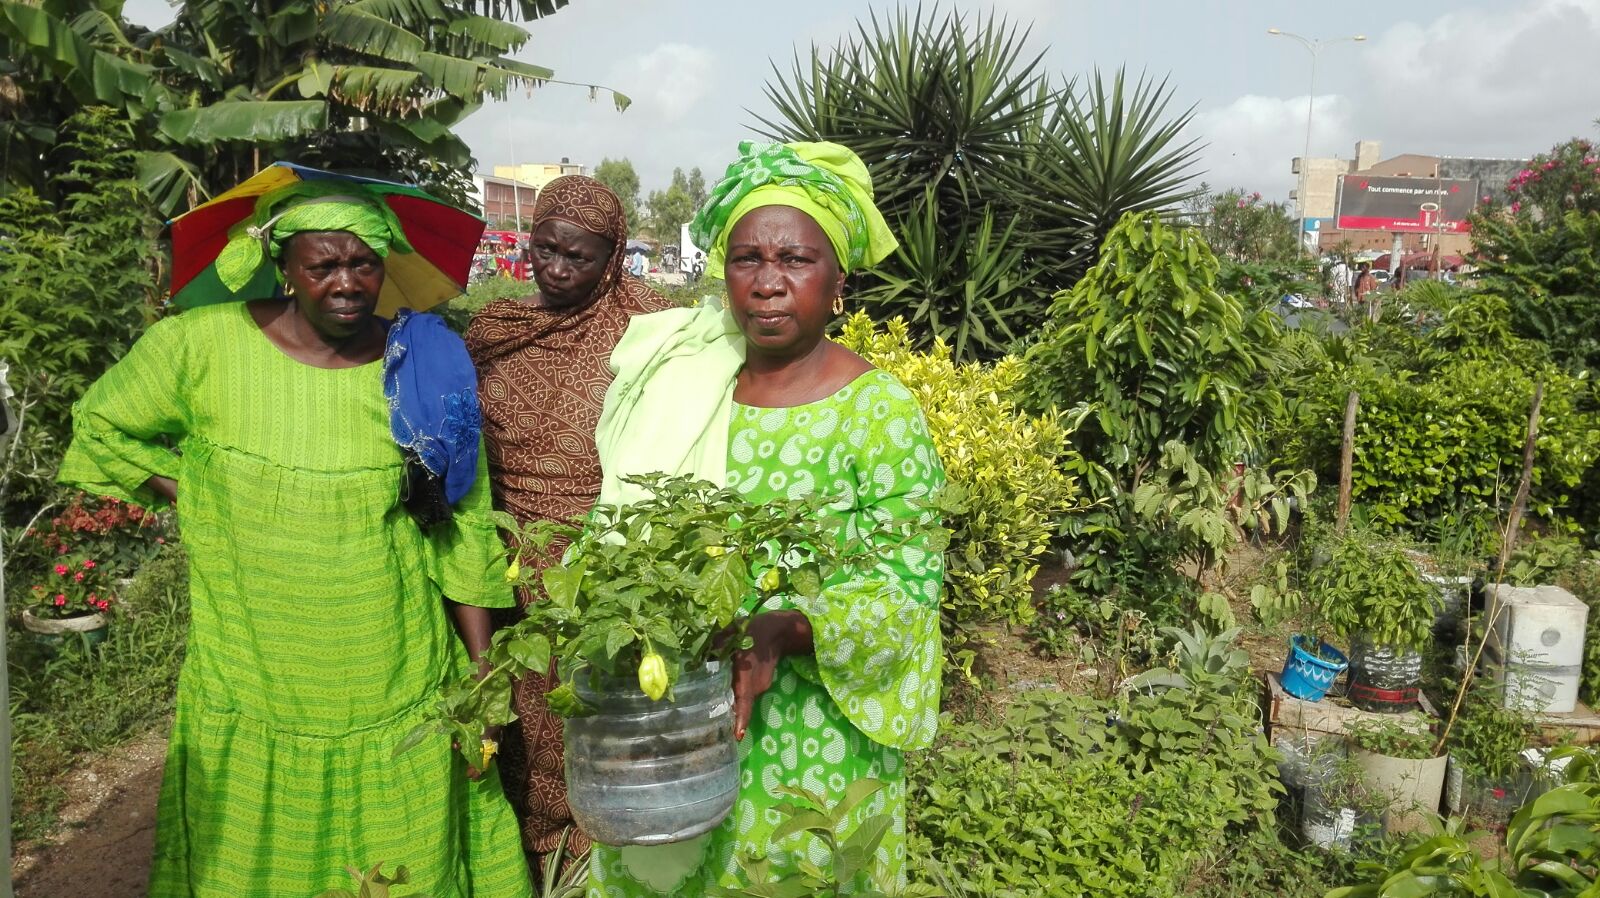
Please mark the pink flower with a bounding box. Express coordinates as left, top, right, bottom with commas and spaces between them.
57, 545, 69, 555
53, 594, 67, 606
1492, 787, 1507, 800
73, 572, 84, 582
1236, 198, 1247, 208
54, 564, 68, 576
156, 537, 166, 545
81, 560, 96, 570
1512, 201, 1523, 213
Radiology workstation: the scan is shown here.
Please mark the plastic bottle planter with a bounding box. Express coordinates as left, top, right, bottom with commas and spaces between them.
1422, 573, 1472, 645
1280, 636, 1349, 702
1300, 768, 1381, 851
1346, 636, 1423, 713
1444, 755, 1536, 826
19, 608, 109, 656
563, 661, 739, 846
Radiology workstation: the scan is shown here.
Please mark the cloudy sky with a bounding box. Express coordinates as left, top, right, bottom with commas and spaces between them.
122, 0, 1600, 202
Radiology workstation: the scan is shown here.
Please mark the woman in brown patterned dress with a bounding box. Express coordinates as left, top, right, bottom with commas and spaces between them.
463, 176, 673, 872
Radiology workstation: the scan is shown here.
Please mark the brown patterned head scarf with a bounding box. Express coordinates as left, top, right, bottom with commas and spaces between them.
531, 175, 628, 310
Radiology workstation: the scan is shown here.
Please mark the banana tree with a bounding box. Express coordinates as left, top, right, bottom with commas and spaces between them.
1, 0, 628, 214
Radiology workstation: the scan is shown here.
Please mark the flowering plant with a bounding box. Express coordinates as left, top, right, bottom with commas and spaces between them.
26, 556, 117, 620
27, 492, 172, 579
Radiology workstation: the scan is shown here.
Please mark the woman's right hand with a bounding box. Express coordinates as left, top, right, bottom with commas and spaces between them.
145, 475, 179, 505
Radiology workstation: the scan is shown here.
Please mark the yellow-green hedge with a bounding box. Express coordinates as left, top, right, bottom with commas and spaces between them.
839, 313, 1080, 630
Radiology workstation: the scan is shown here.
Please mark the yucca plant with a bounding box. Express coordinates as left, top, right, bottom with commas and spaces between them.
757, 5, 1202, 361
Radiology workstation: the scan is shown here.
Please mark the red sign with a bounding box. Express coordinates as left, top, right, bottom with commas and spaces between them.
1334, 176, 1479, 233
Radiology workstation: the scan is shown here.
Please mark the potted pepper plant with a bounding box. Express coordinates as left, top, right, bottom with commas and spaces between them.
1443, 687, 1540, 825
20, 555, 116, 655
407, 473, 931, 846
1310, 533, 1438, 712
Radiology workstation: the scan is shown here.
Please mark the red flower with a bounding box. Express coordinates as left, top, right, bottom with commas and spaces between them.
156, 537, 167, 545
82, 560, 96, 570
74, 572, 85, 582
57, 546, 69, 555
53, 594, 67, 606
54, 564, 69, 576
1492, 787, 1506, 800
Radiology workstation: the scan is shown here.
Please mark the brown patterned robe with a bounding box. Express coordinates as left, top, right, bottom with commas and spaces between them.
464, 176, 674, 860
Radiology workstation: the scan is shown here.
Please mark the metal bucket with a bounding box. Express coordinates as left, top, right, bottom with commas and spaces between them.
1346, 636, 1423, 713
563, 661, 739, 846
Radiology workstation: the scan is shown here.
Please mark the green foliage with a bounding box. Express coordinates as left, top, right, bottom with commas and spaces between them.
0, 107, 159, 514
1445, 688, 1538, 783
408, 474, 943, 765
9, 545, 189, 840
1307, 531, 1438, 652
592, 157, 642, 232
837, 314, 1080, 639
759, 8, 1201, 360
1470, 210, 1600, 377
1273, 299, 1600, 528
1025, 212, 1282, 479
0, 0, 624, 212
434, 275, 531, 332
909, 652, 1279, 898
1327, 746, 1600, 898
1345, 718, 1439, 761
645, 167, 699, 243
710, 780, 939, 898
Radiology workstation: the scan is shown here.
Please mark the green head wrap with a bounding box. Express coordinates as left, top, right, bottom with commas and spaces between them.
689, 141, 897, 278
214, 181, 413, 292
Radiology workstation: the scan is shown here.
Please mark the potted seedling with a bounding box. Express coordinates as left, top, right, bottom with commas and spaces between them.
407, 474, 932, 846
1443, 687, 1540, 825
1312, 533, 1437, 712
1256, 555, 1349, 703
1301, 749, 1385, 852
1345, 716, 1448, 834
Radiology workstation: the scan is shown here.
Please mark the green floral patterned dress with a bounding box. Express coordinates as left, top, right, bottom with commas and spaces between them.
57, 303, 532, 898
588, 369, 945, 896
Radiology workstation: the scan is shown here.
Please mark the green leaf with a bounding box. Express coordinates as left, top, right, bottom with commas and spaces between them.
158, 100, 328, 145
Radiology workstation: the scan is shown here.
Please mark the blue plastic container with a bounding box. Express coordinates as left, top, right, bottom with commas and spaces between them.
1280, 635, 1348, 702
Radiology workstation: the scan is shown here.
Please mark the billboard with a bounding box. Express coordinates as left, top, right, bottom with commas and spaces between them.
1334, 175, 1479, 233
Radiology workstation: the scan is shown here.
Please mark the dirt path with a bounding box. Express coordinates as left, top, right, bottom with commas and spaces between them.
12, 727, 167, 898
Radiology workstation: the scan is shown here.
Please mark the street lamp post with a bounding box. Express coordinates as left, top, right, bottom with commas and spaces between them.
1268, 28, 1367, 257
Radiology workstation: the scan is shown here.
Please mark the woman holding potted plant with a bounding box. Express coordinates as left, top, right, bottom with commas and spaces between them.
583, 140, 947, 894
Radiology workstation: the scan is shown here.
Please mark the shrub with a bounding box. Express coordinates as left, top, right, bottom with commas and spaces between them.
9, 544, 188, 840
909, 666, 1279, 897
838, 313, 1080, 634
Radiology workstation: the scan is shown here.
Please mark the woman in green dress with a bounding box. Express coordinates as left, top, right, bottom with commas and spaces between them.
587, 141, 946, 896
58, 185, 531, 898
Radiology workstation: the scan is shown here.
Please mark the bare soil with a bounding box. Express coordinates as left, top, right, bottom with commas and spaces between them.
12, 726, 167, 898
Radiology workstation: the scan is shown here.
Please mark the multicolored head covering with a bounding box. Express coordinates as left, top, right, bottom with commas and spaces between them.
213, 180, 414, 291
689, 141, 898, 278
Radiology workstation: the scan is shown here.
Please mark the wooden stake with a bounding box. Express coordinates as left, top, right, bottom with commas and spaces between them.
1336, 390, 1358, 533
1497, 382, 1545, 572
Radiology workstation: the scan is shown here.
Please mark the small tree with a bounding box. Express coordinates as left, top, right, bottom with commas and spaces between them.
644, 167, 696, 243
592, 157, 642, 233
1186, 185, 1300, 264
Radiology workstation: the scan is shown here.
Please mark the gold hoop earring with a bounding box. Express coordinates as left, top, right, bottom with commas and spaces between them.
832, 295, 844, 316
284, 283, 295, 297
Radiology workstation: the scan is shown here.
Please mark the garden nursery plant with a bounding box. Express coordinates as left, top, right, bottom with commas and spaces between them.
407, 473, 944, 766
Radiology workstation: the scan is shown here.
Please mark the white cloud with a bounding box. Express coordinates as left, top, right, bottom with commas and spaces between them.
1193, 0, 1600, 200
610, 43, 716, 123
1188, 94, 1354, 196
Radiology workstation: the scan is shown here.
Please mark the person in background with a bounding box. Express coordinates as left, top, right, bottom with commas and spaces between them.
58, 181, 530, 898
583, 140, 946, 896
1354, 262, 1377, 305
464, 175, 674, 877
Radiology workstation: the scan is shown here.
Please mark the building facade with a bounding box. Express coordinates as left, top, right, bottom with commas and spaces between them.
470, 174, 540, 229
492, 158, 587, 194
1293, 140, 1525, 256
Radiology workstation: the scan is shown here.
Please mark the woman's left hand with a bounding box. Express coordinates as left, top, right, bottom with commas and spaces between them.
731, 610, 813, 741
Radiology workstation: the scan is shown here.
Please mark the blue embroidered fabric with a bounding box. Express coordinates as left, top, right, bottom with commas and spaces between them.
383, 310, 481, 524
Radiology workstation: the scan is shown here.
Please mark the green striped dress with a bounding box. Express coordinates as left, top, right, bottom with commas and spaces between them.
587, 370, 946, 896
58, 302, 532, 898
